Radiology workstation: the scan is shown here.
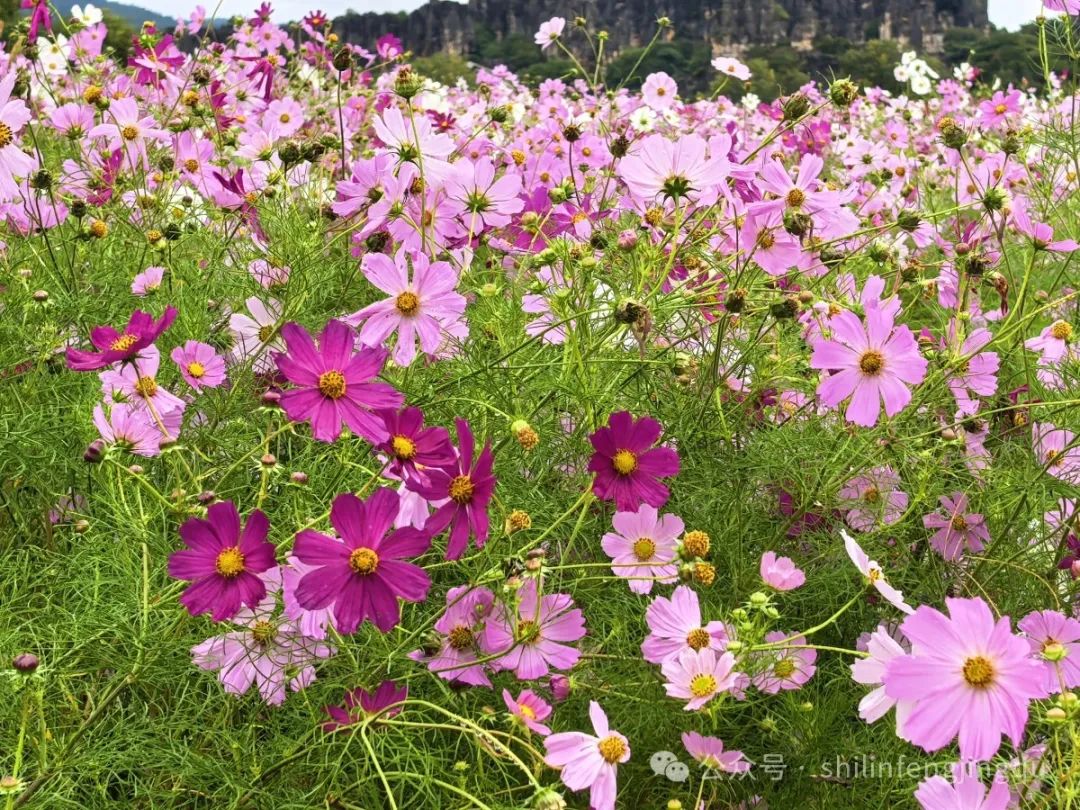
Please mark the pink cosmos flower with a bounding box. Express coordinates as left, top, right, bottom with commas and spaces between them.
543, 701, 629, 810
915, 766, 1010, 810
229, 296, 282, 373
1025, 320, 1075, 363
344, 247, 466, 367
1033, 422, 1080, 485
535, 17, 565, 49
601, 504, 682, 594
92, 401, 179, 457
446, 158, 524, 235
411, 418, 495, 560
503, 688, 552, 735
946, 327, 999, 415
752, 632, 817, 694
484, 578, 586, 680
843, 530, 914, 614
375, 406, 455, 481
884, 597, 1049, 761
191, 577, 333, 706
248, 259, 290, 288
167, 501, 277, 621
282, 555, 336, 640
759, 551, 805, 591
171, 341, 227, 391
661, 647, 740, 710
373, 106, 454, 183
88, 97, 169, 171
410, 584, 495, 687
642, 71, 678, 110
642, 585, 728, 665
839, 465, 908, 532
810, 308, 927, 427
711, 57, 751, 81
274, 319, 403, 443
67, 306, 177, 371
922, 492, 990, 561
131, 266, 164, 296
681, 731, 751, 774
850, 624, 914, 733
588, 411, 679, 511
292, 489, 432, 634
978, 89, 1022, 128
0, 71, 36, 202
1013, 202, 1078, 253
324, 681, 407, 732
620, 134, 727, 203
100, 346, 185, 416
1018, 610, 1080, 694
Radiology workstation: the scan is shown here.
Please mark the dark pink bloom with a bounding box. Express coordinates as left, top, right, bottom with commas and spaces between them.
588, 411, 679, 511
274, 319, 403, 443
168, 501, 277, 621
503, 688, 552, 735
293, 488, 431, 634
66, 306, 177, 371
412, 418, 495, 560
323, 680, 407, 732
375, 406, 455, 480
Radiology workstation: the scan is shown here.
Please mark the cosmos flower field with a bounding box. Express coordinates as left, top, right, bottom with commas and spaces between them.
4, 4, 1080, 809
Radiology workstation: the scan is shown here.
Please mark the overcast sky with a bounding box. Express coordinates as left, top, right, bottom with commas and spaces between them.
132, 0, 1041, 29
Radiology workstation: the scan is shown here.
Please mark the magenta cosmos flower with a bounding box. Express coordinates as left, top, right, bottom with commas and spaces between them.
171, 340, 227, 391
752, 632, 817, 694
922, 492, 990, 561
839, 465, 908, 532
543, 701, 629, 810
642, 584, 727, 665
810, 308, 927, 427
588, 411, 679, 511
409, 584, 495, 687
323, 680, 407, 732
661, 647, 740, 710
168, 501, 277, 621
274, 319, 403, 443
191, 574, 334, 706
759, 551, 805, 591
66, 306, 177, 371
884, 597, 1049, 761
411, 418, 495, 560
345, 248, 466, 367
503, 688, 553, 735
915, 767, 1010, 810
681, 731, 751, 774
292, 488, 432, 634
375, 406, 455, 480
1018, 610, 1080, 694
601, 504, 682, 594
483, 578, 586, 680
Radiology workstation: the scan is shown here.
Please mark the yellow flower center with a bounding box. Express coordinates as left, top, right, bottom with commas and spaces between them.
950, 515, 968, 531
632, 537, 656, 561
448, 474, 474, 504
257, 324, 275, 342
448, 625, 474, 650
994, 103, 1008, 115
862, 486, 880, 504
348, 547, 379, 575
251, 619, 275, 646
786, 188, 806, 208
518, 703, 536, 719
611, 450, 638, 476
773, 658, 796, 678
1047, 449, 1063, 468
121, 124, 139, 140
690, 673, 717, 698
187, 361, 205, 378
317, 370, 347, 400
962, 655, 994, 688
859, 350, 885, 375
134, 375, 158, 397
215, 546, 246, 577
0, 122, 12, 148
395, 291, 419, 316
516, 619, 540, 644
1051, 320, 1074, 342
686, 627, 711, 651
279, 113, 291, 123
110, 333, 139, 352
183, 158, 199, 172
597, 735, 626, 764
391, 435, 416, 460
511, 149, 526, 165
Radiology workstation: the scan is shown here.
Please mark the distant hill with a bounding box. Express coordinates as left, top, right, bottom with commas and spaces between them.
52, 0, 174, 31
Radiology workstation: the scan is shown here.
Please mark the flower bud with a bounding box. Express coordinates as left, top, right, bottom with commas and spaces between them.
83, 439, 105, 463
12, 653, 39, 673
549, 673, 571, 702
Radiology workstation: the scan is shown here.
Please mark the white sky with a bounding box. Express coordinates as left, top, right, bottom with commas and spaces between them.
129, 0, 1038, 29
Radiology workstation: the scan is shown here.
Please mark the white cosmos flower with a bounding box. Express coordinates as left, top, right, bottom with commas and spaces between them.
72, 3, 103, 25
909, 74, 932, 96
630, 105, 656, 132
38, 36, 69, 77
